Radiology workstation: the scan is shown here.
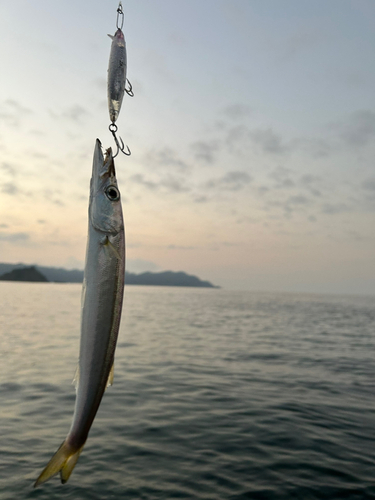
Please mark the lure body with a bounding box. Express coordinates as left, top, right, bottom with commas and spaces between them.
108, 28, 127, 123
35, 140, 125, 486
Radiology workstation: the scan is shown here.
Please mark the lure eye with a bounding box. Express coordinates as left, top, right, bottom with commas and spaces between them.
105, 185, 120, 201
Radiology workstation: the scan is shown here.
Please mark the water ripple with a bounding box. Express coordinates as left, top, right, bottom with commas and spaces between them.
0, 285, 374, 499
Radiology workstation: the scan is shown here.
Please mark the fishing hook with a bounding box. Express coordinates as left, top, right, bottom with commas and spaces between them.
109, 123, 131, 158
116, 2, 124, 30
115, 3, 134, 98
125, 78, 134, 97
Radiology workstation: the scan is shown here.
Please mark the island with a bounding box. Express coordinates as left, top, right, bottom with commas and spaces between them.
125, 271, 218, 288
0, 263, 219, 288
0, 266, 48, 282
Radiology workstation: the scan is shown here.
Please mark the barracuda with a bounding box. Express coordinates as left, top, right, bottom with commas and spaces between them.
35, 139, 125, 486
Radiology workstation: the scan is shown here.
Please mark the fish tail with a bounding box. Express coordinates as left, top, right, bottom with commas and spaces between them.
34, 440, 84, 487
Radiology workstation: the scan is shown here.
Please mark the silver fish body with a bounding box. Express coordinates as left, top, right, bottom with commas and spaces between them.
35, 140, 125, 486
108, 28, 127, 123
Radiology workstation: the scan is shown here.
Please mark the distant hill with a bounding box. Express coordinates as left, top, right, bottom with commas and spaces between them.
0, 266, 48, 282
0, 263, 83, 283
125, 271, 218, 288
0, 263, 219, 288
39, 266, 84, 283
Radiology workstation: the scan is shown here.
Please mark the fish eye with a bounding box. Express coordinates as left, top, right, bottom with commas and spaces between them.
105, 186, 120, 201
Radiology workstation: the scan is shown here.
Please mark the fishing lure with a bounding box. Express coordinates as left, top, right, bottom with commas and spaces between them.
108, 2, 133, 157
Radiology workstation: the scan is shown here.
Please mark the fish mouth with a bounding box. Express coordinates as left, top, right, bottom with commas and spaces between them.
93, 140, 116, 180
104, 148, 116, 178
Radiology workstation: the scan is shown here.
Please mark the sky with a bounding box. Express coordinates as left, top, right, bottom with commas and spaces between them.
0, 0, 374, 295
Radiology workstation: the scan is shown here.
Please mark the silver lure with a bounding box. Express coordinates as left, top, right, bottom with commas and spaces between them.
35, 140, 125, 486
108, 28, 127, 124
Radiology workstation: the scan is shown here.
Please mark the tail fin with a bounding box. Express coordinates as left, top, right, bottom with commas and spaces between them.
34, 440, 84, 487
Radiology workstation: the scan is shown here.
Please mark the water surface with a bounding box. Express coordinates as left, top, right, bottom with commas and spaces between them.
0, 283, 374, 499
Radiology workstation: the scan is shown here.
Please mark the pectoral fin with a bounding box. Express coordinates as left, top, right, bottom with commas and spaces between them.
73, 365, 79, 391
73, 363, 113, 390
107, 362, 114, 387
103, 236, 121, 260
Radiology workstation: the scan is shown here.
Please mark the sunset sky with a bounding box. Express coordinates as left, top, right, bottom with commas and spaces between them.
0, 0, 374, 294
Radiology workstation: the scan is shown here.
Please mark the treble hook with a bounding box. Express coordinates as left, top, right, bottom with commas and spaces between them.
116, 2, 124, 30
109, 123, 131, 158
125, 78, 134, 97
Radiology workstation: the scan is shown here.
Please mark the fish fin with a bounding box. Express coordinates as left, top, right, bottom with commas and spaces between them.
60, 447, 84, 484
107, 362, 115, 387
108, 34, 115, 40
73, 365, 79, 391
81, 278, 87, 309
34, 440, 84, 487
103, 236, 121, 261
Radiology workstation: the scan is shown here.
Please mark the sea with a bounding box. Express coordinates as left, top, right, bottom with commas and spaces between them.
0, 282, 374, 500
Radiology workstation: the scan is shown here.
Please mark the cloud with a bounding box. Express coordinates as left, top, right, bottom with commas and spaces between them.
0, 232, 30, 242
130, 172, 190, 194
42, 188, 65, 206
191, 140, 219, 163
300, 174, 321, 185
362, 178, 375, 191
150, 147, 189, 170
297, 137, 334, 158
277, 31, 321, 62
49, 198, 65, 206
251, 128, 288, 154
194, 195, 208, 203
265, 193, 313, 219
94, 77, 107, 91
222, 103, 252, 121
167, 244, 196, 250
28, 151, 49, 160
219, 108, 375, 162
4, 99, 32, 115
321, 203, 351, 215
345, 230, 366, 241
1, 182, 19, 195
360, 178, 375, 206
223, 171, 252, 184
286, 195, 310, 206
258, 186, 270, 195
0, 99, 32, 126
160, 175, 190, 193
269, 166, 295, 189
63, 105, 89, 122
50, 105, 89, 123
29, 129, 45, 136
226, 124, 249, 149
225, 125, 289, 156
130, 174, 158, 191
339, 110, 375, 147
299, 174, 322, 197
205, 171, 252, 191
0, 162, 17, 177
220, 241, 243, 247
220, 109, 375, 163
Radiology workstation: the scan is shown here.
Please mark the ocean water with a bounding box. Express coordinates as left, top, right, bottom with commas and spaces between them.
0, 283, 374, 500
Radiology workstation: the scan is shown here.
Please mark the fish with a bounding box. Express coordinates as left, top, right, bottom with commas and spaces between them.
107, 28, 127, 124
34, 139, 125, 487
